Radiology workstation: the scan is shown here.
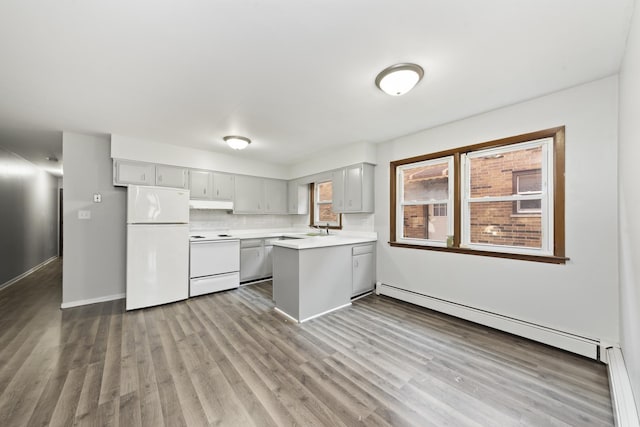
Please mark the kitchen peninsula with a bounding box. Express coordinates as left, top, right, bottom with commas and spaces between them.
272, 234, 376, 322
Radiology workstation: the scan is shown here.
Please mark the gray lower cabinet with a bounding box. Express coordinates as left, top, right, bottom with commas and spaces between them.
113, 160, 155, 186
240, 239, 265, 282
240, 238, 280, 282
156, 165, 188, 189
352, 244, 375, 297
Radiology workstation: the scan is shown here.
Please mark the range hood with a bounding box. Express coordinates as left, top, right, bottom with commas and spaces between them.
189, 200, 234, 211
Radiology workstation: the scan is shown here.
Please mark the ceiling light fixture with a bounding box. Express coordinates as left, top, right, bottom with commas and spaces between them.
223, 135, 251, 150
375, 63, 424, 96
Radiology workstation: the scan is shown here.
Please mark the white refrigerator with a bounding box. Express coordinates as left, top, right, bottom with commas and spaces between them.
126, 185, 190, 311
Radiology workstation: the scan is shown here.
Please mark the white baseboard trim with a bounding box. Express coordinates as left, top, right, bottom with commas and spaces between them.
378, 283, 601, 360
606, 347, 640, 427
61, 293, 125, 309
274, 302, 353, 324
274, 307, 300, 323
300, 302, 352, 323
0, 256, 58, 292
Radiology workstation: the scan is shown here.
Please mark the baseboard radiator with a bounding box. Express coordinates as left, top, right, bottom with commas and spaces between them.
606, 347, 640, 427
377, 283, 602, 360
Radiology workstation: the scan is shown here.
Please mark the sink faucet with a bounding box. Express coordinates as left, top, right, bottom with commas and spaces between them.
311, 223, 331, 235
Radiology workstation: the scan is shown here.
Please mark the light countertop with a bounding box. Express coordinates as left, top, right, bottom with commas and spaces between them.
273, 235, 377, 250
189, 228, 377, 248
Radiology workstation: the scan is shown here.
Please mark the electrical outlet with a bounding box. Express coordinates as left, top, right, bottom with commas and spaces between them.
78, 210, 91, 220
93, 193, 102, 203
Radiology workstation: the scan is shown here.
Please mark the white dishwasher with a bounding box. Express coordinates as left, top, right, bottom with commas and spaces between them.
190, 239, 240, 297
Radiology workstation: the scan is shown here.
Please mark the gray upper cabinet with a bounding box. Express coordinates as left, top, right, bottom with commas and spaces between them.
287, 180, 309, 214
332, 163, 374, 213
189, 170, 212, 199
113, 160, 155, 186
212, 172, 234, 201
331, 168, 346, 212
156, 165, 188, 189
234, 175, 265, 213
264, 179, 288, 214
344, 164, 363, 211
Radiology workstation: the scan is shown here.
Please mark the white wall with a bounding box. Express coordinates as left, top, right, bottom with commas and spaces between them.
289, 141, 377, 179
111, 134, 289, 179
62, 132, 127, 307
375, 76, 619, 345
618, 0, 640, 411
0, 145, 58, 287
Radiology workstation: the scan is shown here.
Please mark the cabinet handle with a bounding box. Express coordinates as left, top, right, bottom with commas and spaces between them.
203, 188, 206, 195
354, 260, 359, 268
216, 189, 219, 196
158, 175, 162, 183
141, 174, 145, 181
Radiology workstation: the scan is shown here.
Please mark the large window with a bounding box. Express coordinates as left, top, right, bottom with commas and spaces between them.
390, 127, 566, 263
396, 157, 453, 245
311, 181, 341, 227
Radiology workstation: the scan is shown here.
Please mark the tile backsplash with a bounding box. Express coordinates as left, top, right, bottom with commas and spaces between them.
191, 209, 374, 232
190, 210, 294, 231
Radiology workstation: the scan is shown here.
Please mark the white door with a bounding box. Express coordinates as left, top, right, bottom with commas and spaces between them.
127, 185, 190, 223
126, 224, 189, 310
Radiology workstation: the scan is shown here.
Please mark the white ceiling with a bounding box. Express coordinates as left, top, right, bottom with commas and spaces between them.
0, 0, 634, 169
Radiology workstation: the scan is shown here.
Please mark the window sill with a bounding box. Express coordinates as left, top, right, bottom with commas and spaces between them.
388, 241, 569, 264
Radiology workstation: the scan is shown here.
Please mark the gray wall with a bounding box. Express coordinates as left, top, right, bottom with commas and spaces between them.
62, 132, 126, 306
0, 145, 58, 286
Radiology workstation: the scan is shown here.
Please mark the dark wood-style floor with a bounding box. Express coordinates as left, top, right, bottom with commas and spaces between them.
0, 259, 613, 426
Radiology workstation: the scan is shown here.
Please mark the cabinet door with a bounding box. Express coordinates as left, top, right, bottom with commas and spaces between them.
156, 165, 188, 189
189, 170, 212, 200
344, 164, 363, 211
234, 175, 264, 213
212, 173, 234, 200
264, 179, 287, 214
352, 252, 374, 296
114, 160, 155, 186
331, 169, 345, 213
240, 246, 264, 282
287, 181, 298, 213
263, 244, 273, 277
288, 181, 309, 214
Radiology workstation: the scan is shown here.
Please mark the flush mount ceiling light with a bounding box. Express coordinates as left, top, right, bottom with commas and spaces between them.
375, 63, 424, 96
223, 135, 251, 150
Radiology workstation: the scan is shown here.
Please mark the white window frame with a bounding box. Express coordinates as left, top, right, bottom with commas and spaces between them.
461, 138, 554, 256
396, 156, 454, 247
514, 170, 542, 214
314, 180, 340, 227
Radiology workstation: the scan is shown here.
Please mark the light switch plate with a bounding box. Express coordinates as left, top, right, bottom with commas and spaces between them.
78, 210, 91, 220
93, 193, 102, 203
